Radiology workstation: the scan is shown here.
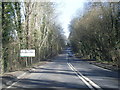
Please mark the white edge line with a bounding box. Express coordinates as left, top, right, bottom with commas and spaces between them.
17, 72, 26, 79
7, 82, 17, 89
93, 65, 112, 72
6, 72, 26, 89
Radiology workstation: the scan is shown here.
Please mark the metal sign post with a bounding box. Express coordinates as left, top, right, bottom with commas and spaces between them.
20, 49, 35, 67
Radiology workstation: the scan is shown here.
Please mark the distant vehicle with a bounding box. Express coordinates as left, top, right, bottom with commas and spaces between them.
68, 52, 73, 57
67, 48, 71, 50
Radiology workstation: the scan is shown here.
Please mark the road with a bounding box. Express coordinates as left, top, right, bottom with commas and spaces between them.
4, 49, 120, 90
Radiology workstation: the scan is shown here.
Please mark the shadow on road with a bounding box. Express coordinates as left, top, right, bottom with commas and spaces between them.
2, 75, 17, 87
32, 67, 72, 72
9, 78, 88, 89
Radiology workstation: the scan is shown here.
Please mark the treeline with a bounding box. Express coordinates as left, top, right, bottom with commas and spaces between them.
69, 2, 120, 67
0, 2, 2, 73
1, 2, 65, 73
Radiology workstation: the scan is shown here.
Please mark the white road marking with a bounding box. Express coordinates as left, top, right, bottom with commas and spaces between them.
17, 72, 26, 79
93, 65, 112, 72
6, 81, 17, 89
6, 72, 26, 89
67, 63, 95, 90
6, 52, 103, 89
67, 62, 103, 90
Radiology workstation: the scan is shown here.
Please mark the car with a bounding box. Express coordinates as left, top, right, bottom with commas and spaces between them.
68, 52, 73, 57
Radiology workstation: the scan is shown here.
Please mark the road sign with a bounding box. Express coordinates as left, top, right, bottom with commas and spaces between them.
20, 49, 35, 57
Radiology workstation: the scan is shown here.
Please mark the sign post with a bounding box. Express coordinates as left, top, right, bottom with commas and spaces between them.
20, 49, 35, 67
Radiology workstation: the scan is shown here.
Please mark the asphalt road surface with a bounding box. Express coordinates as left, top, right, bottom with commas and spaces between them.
4, 49, 120, 90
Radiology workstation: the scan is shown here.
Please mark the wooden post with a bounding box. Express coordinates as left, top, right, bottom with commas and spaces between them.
26, 57, 28, 67
31, 57, 32, 65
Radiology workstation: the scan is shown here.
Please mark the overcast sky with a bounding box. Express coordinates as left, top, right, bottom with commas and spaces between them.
56, 0, 85, 38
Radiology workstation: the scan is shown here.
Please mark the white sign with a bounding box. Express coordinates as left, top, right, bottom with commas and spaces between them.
20, 49, 35, 57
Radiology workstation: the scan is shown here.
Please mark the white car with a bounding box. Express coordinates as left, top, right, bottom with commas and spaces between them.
68, 52, 73, 57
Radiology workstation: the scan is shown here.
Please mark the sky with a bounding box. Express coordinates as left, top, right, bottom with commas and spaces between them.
56, 0, 85, 38
20, 0, 86, 38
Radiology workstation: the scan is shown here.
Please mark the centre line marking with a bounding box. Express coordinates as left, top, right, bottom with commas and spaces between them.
67, 62, 103, 90
67, 63, 95, 90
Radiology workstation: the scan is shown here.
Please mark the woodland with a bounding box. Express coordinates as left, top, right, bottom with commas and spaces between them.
69, 2, 120, 67
0, 1, 120, 74
1, 2, 65, 73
